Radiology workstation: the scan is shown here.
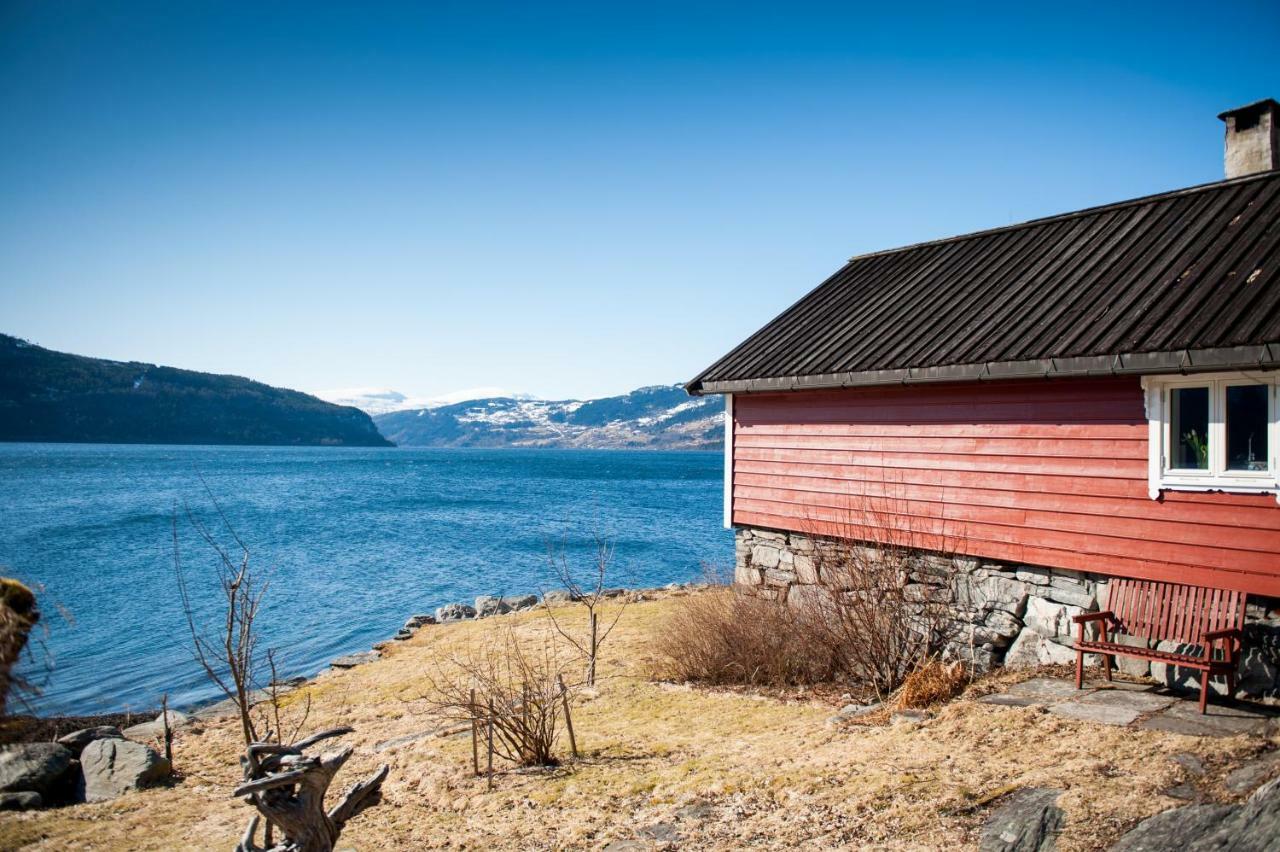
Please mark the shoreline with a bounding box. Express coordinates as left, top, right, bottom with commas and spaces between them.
6, 582, 706, 740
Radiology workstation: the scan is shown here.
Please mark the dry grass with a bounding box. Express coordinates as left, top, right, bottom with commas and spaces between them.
1, 590, 1273, 851
895, 660, 971, 711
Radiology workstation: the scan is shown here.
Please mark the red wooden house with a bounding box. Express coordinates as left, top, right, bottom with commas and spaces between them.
687, 101, 1280, 691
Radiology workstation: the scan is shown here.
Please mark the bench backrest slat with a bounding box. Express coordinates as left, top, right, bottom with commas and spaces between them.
1106, 578, 1245, 645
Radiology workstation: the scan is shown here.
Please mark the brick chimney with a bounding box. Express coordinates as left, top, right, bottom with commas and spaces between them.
1218, 99, 1280, 178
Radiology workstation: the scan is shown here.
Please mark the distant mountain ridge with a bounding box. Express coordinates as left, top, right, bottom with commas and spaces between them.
374, 385, 722, 450
0, 334, 391, 447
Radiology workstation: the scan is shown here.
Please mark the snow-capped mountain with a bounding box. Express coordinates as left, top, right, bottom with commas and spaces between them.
373, 384, 723, 450
313, 386, 531, 415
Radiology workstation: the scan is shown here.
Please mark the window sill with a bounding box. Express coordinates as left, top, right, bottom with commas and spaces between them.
1155, 480, 1279, 499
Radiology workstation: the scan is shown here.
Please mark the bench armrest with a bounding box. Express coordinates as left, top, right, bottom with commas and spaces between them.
1072, 611, 1113, 624
1202, 627, 1243, 642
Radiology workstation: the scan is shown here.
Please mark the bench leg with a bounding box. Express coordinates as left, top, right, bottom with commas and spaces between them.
1198, 674, 1209, 715
1102, 654, 1113, 682
1075, 649, 1084, 689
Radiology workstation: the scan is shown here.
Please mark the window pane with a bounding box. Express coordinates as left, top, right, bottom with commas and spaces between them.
1170, 386, 1209, 470
1226, 384, 1269, 472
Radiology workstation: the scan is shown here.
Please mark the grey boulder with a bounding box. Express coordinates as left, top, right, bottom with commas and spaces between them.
0, 790, 42, 811
0, 742, 73, 798
79, 738, 171, 802
980, 787, 1064, 852
56, 726, 124, 756
436, 602, 476, 622
1110, 776, 1280, 851
542, 590, 581, 605
122, 709, 190, 742
475, 594, 540, 617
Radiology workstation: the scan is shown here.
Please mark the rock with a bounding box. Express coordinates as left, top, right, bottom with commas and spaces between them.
793, 553, 819, 584
763, 567, 795, 587
786, 584, 826, 611
1224, 751, 1280, 794
330, 650, 380, 669
436, 602, 476, 622
751, 544, 781, 569
1106, 634, 1152, 678
962, 575, 1029, 617
0, 791, 42, 811
56, 726, 124, 756
79, 738, 171, 802
542, 589, 581, 604
475, 594, 539, 616
1109, 803, 1236, 851
1044, 584, 1097, 610
1024, 597, 1088, 644
394, 629, 413, 640
1005, 630, 1081, 668
123, 707, 191, 741
0, 743, 73, 797
979, 787, 1064, 852
1150, 641, 1230, 698
404, 614, 436, 629
733, 564, 762, 586
1111, 776, 1280, 850
1015, 566, 1052, 586
598, 588, 627, 598
1238, 643, 1280, 699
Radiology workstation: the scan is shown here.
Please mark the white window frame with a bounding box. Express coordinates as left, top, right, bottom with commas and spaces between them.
1142, 371, 1280, 502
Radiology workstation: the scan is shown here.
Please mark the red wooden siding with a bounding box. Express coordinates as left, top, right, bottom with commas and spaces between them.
731, 377, 1280, 597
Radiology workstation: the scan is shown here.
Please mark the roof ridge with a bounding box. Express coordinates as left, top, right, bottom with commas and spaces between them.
846, 169, 1280, 263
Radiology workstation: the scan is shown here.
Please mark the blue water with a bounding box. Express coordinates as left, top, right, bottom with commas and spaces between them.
0, 444, 731, 716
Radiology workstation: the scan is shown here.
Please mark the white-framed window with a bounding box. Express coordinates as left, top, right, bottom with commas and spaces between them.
1142, 371, 1280, 501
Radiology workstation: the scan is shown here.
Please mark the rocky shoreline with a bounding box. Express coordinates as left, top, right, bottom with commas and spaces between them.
0, 582, 702, 812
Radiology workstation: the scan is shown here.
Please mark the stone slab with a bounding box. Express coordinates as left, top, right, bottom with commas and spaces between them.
1005, 677, 1093, 703
1073, 687, 1176, 714
1137, 700, 1273, 738
1048, 700, 1143, 726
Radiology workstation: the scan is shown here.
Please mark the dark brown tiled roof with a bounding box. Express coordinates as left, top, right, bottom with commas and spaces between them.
688, 171, 1280, 394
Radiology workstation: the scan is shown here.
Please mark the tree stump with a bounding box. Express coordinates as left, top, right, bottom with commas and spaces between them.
232, 727, 388, 852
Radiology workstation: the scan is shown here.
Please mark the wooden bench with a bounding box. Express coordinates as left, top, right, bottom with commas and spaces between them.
1072, 578, 1246, 713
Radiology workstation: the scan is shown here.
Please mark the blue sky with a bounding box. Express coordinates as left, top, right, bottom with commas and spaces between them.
2, 2, 1278, 400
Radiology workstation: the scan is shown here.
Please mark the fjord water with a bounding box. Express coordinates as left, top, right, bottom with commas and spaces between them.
1, 444, 731, 716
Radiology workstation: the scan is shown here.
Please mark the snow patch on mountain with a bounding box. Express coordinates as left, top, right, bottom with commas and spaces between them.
373, 384, 722, 450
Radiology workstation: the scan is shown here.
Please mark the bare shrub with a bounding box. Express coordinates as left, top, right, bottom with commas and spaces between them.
798, 489, 965, 701
543, 525, 629, 686
804, 539, 958, 701
418, 627, 576, 768
172, 496, 266, 747
894, 658, 970, 710
652, 584, 840, 687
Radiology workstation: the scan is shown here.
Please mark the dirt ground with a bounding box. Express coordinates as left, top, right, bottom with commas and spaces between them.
2, 591, 1276, 851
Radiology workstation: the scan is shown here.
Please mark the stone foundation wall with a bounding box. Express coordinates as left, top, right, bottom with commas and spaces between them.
734, 525, 1280, 701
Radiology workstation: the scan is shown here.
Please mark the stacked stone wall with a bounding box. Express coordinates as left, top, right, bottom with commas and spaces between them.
734, 525, 1280, 701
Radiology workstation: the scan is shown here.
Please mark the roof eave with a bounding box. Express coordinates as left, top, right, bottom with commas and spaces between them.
689, 344, 1280, 395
